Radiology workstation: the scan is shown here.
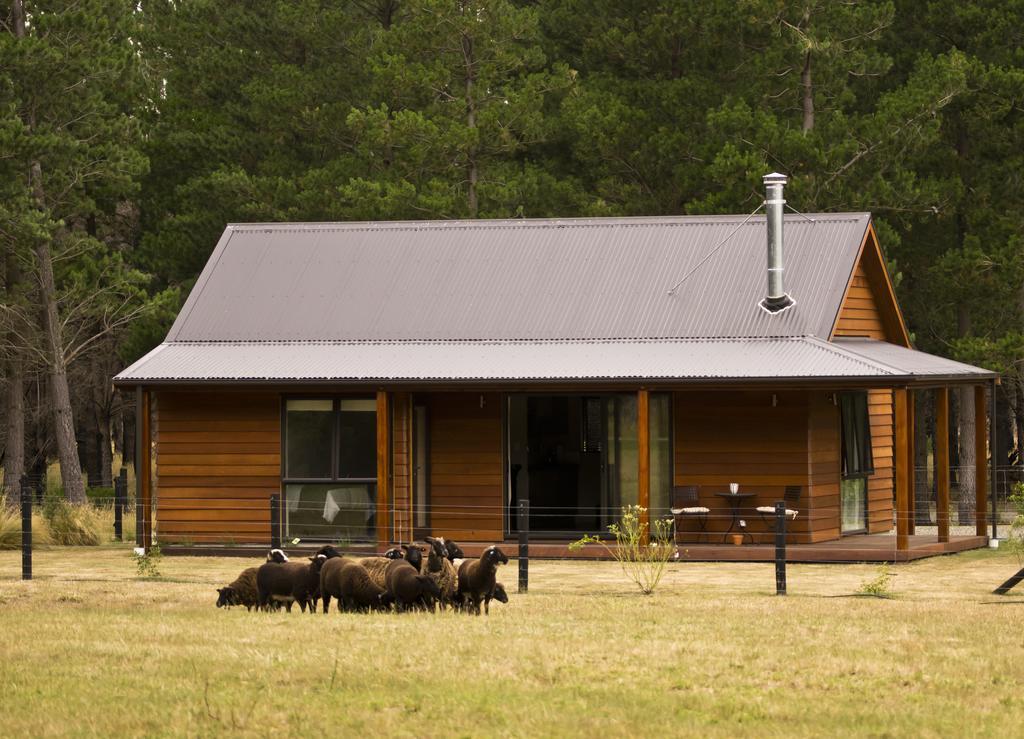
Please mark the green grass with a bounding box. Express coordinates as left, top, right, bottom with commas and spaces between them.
2, 547, 1023, 737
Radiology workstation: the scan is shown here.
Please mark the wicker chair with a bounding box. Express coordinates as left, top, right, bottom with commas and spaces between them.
756, 485, 801, 533
670, 485, 709, 543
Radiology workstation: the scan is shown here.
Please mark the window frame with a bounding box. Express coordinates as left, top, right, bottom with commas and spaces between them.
281, 395, 378, 485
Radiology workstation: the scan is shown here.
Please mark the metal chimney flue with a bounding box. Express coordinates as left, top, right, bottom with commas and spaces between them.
761, 172, 794, 313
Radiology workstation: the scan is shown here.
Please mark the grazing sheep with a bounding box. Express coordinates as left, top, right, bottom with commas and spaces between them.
492, 582, 509, 604
216, 567, 260, 611
456, 546, 509, 615
256, 554, 326, 613
314, 545, 344, 560
385, 559, 441, 612
422, 537, 458, 609
320, 557, 393, 613
359, 544, 423, 590
267, 548, 290, 563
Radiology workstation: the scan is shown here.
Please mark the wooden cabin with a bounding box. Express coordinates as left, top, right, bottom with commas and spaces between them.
115, 175, 996, 560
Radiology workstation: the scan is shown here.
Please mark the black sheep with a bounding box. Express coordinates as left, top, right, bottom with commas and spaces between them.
216, 567, 260, 611
456, 546, 509, 615
320, 557, 393, 613
440, 538, 465, 561
492, 582, 509, 604
385, 559, 441, 612
256, 554, 326, 613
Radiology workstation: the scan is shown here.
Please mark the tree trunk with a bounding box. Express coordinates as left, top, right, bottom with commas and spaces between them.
462, 31, 478, 218
957, 385, 976, 525
914, 390, 932, 525
3, 251, 26, 506
801, 50, 814, 133
32, 170, 87, 503
14, 0, 86, 504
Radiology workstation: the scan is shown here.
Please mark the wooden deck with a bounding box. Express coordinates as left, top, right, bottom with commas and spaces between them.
165, 533, 988, 563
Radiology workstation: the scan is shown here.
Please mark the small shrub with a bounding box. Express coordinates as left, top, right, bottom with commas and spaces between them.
1006, 482, 1024, 565
44, 499, 108, 546
570, 505, 676, 595
86, 486, 115, 506
857, 566, 896, 598
133, 543, 162, 578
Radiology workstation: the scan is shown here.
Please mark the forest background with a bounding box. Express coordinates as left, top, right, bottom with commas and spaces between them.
1, 0, 1022, 512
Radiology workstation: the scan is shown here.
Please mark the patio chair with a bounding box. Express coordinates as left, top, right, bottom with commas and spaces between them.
756, 485, 801, 535
670, 485, 708, 544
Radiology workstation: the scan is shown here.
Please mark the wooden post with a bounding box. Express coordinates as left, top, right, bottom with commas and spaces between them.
376, 390, 390, 547
906, 390, 915, 536
518, 498, 529, 594
975, 384, 988, 538
894, 388, 909, 551
637, 388, 650, 535
136, 387, 152, 553
774, 501, 787, 595
936, 388, 950, 543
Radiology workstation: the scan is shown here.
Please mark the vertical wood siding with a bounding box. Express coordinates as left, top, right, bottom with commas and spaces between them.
427, 392, 503, 542
155, 391, 280, 544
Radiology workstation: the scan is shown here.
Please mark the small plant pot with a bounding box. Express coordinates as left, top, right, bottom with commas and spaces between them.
730, 534, 743, 546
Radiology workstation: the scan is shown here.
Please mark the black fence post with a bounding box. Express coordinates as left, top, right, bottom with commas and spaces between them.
774, 501, 787, 596
21, 475, 32, 581
518, 498, 529, 594
270, 493, 281, 550
114, 468, 127, 541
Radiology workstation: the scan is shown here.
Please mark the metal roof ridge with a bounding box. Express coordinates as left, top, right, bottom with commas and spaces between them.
161, 336, 815, 347
225, 213, 871, 233
811, 337, 903, 376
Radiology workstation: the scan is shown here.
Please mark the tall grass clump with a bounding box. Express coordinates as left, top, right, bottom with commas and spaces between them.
43, 498, 108, 546
570, 505, 676, 595
0, 497, 53, 549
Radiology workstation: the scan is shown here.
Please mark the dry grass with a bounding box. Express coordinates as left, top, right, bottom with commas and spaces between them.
1, 546, 1023, 737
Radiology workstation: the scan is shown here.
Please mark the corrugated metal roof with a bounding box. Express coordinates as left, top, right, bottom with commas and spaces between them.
114, 337, 991, 384
833, 338, 997, 379
166, 214, 871, 342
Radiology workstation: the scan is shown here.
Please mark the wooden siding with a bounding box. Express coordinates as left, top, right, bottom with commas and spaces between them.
155, 392, 280, 544
807, 393, 841, 543
833, 260, 886, 338
674, 390, 822, 544
867, 389, 895, 533
391, 392, 413, 543
426, 392, 504, 542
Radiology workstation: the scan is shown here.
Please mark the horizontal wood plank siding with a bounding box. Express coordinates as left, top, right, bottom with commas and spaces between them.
867, 389, 895, 533
427, 392, 503, 542
155, 392, 280, 544
674, 390, 820, 544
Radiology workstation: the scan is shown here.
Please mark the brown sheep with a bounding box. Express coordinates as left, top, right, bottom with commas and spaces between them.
320, 557, 393, 613
256, 554, 326, 613
456, 546, 509, 615
216, 567, 260, 611
422, 537, 458, 609
359, 544, 423, 590
385, 559, 441, 612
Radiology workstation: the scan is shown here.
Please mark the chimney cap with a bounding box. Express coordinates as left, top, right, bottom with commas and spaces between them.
763, 172, 788, 186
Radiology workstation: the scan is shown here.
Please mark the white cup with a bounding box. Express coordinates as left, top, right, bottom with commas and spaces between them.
729, 483, 739, 494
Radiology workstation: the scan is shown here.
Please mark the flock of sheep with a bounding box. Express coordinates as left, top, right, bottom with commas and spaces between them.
215, 537, 511, 615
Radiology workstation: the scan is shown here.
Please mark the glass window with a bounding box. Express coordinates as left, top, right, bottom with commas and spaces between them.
282, 397, 378, 542
285, 483, 376, 542
840, 392, 874, 478
649, 393, 671, 520
285, 399, 333, 479
339, 399, 378, 478
841, 477, 867, 533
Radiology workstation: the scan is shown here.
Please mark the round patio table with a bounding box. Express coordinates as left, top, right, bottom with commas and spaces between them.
714, 492, 756, 543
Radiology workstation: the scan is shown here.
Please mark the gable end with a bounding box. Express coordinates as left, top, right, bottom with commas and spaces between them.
830, 223, 910, 347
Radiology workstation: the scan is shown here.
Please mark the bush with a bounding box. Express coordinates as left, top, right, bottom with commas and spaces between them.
570, 505, 676, 595
1006, 482, 1024, 565
43, 498, 108, 546
86, 486, 115, 506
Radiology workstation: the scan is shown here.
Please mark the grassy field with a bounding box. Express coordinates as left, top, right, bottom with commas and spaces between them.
2, 547, 1023, 737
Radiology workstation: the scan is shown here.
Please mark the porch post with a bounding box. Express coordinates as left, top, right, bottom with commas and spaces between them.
637, 388, 650, 534
376, 390, 390, 546
975, 384, 988, 538
894, 387, 909, 551
906, 390, 916, 536
136, 386, 152, 553
936, 387, 950, 543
